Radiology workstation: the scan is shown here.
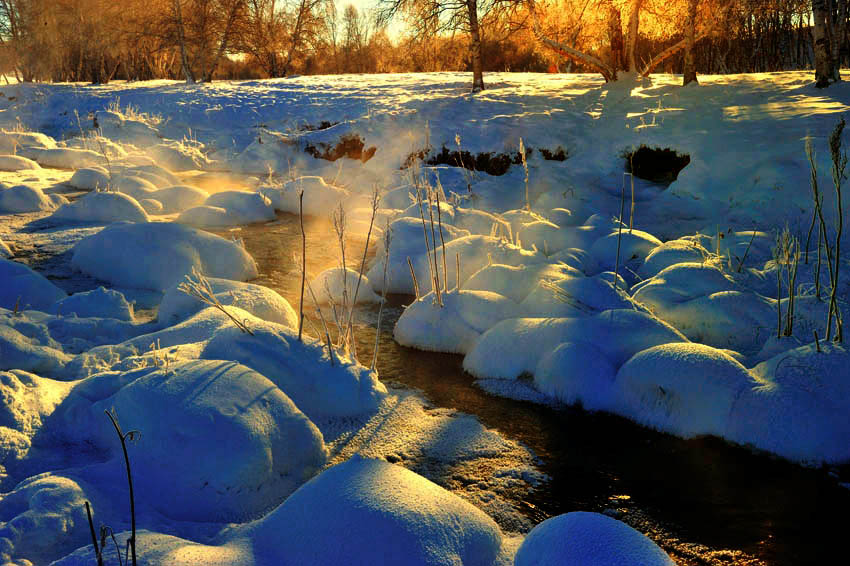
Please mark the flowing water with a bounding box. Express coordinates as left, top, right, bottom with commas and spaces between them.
220, 212, 847, 566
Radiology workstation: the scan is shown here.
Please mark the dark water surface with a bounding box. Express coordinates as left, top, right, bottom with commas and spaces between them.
223, 212, 848, 566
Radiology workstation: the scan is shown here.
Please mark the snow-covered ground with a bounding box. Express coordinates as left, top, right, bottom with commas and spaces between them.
1, 70, 849, 565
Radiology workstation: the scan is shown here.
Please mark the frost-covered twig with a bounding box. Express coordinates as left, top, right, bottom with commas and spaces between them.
105, 409, 139, 566
177, 267, 254, 335
372, 222, 392, 371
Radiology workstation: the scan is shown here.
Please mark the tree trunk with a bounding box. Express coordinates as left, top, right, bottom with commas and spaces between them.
683, 0, 698, 85
283, 0, 308, 77
467, 0, 485, 92
607, 0, 624, 74
202, 0, 243, 82
814, 0, 834, 86
627, 0, 643, 72
173, 0, 196, 83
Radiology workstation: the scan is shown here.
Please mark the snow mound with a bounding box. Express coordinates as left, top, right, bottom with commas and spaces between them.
0, 130, 57, 155
67, 167, 110, 190
49, 286, 134, 321
200, 318, 387, 419
309, 267, 381, 305
158, 277, 297, 328
534, 342, 619, 410
395, 290, 522, 354
79, 360, 327, 521
464, 310, 685, 380
464, 262, 581, 304
588, 229, 663, 277
71, 222, 258, 291
176, 205, 238, 227
366, 217, 471, 294
519, 272, 631, 318
95, 110, 161, 147
112, 175, 158, 200
201, 190, 276, 224
614, 342, 757, 438
149, 185, 208, 213
0, 184, 59, 213
0, 258, 67, 310
514, 511, 674, 566
259, 176, 349, 216
32, 147, 104, 169
147, 141, 210, 171
728, 343, 850, 464
0, 154, 40, 171
139, 198, 163, 214
639, 239, 711, 278
0, 474, 90, 565
240, 456, 503, 566
49, 191, 149, 224
0, 237, 11, 258
0, 324, 72, 374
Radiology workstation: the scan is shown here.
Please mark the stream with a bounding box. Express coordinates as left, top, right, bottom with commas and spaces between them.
221, 212, 850, 566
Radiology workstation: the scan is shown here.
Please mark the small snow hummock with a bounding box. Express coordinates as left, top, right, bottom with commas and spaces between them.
49, 286, 135, 321
158, 277, 297, 328
70, 222, 258, 291
0, 184, 64, 213
239, 456, 505, 566
514, 511, 674, 566
0, 258, 67, 310
49, 191, 150, 224
0, 154, 41, 171
309, 266, 381, 305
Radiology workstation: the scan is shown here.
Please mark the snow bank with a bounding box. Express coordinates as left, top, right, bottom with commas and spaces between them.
395, 290, 522, 354
0, 258, 67, 310
309, 267, 381, 305
32, 147, 104, 169
112, 175, 158, 200
95, 109, 161, 148
0, 130, 57, 155
67, 167, 111, 190
84, 360, 326, 521
200, 318, 387, 419
49, 287, 134, 321
149, 185, 208, 213
534, 342, 619, 410
463, 310, 686, 380
0, 154, 40, 171
463, 262, 581, 304
258, 176, 349, 216
49, 191, 150, 224
638, 239, 711, 278
71, 222, 258, 291
728, 343, 850, 464
0, 184, 61, 213
0, 474, 91, 565
158, 277, 297, 328
514, 511, 674, 566
202, 190, 276, 224
519, 272, 631, 318
614, 342, 758, 438
240, 456, 504, 566
147, 140, 210, 171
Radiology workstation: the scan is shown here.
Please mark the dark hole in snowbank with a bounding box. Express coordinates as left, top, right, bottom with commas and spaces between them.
409, 145, 568, 176
299, 120, 339, 132
623, 145, 690, 184
304, 133, 377, 163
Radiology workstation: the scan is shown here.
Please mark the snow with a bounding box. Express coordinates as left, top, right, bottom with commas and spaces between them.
395, 290, 522, 354
0, 258, 67, 310
65, 360, 327, 522
239, 456, 505, 566
49, 191, 150, 224
0, 154, 40, 171
148, 185, 209, 213
0, 184, 62, 213
2, 69, 850, 564
514, 511, 674, 566
463, 310, 686, 380
614, 342, 759, 438
70, 222, 258, 291
200, 317, 388, 419
309, 267, 381, 305
158, 277, 297, 328
49, 287, 135, 321
67, 167, 110, 190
